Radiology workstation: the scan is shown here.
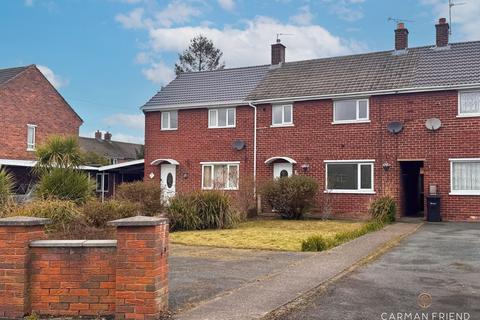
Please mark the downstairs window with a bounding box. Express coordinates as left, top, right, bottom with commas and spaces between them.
202, 162, 239, 190
325, 161, 374, 193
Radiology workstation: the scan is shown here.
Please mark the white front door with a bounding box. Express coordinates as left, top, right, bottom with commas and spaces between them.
161, 164, 176, 199
273, 162, 293, 179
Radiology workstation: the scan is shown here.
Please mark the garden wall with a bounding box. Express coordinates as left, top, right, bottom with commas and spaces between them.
0, 215, 169, 320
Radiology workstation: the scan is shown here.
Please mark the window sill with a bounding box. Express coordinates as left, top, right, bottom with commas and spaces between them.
449, 191, 480, 196
332, 120, 371, 125
456, 114, 480, 118
208, 126, 236, 129
202, 188, 239, 191
26, 148, 35, 152
161, 128, 177, 131
324, 190, 376, 194
270, 124, 294, 128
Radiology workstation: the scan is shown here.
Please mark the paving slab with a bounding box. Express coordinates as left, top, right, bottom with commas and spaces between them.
173, 222, 420, 320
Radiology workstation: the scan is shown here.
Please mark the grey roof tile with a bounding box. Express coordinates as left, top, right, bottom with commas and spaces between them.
79, 137, 143, 162
142, 65, 269, 109
0, 66, 29, 86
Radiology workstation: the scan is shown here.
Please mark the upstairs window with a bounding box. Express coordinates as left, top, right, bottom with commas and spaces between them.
325, 161, 374, 193
208, 108, 235, 128
27, 124, 36, 151
161, 111, 178, 130
272, 105, 293, 126
458, 91, 480, 116
202, 162, 239, 190
333, 99, 369, 123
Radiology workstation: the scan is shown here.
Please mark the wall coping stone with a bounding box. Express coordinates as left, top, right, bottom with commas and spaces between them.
0, 216, 51, 226
30, 240, 117, 248
107, 215, 168, 227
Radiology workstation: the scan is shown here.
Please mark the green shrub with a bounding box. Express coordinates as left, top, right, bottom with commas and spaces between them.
36, 168, 95, 204
167, 191, 239, 231
369, 196, 396, 223
0, 169, 14, 210
82, 200, 140, 228
115, 181, 164, 216
302, 220, 385, 252
168, 194, 202, 231
260, 175, 319, 220
4, 199, 80, 234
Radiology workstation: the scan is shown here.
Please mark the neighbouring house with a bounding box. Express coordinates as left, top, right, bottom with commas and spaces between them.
143, 19, 480, 222
79, 131, 144, 199
0, 65, 84, 194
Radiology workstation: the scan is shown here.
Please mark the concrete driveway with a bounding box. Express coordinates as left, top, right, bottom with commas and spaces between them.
169, 244, 313, 312
275, 223, 480, 320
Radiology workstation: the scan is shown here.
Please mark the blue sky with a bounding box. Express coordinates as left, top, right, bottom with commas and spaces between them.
1, 0, 479, 144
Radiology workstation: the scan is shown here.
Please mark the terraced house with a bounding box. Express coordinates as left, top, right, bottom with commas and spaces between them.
143, 19, 480, 221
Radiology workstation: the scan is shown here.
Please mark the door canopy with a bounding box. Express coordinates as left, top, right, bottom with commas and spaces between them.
264, 156, 297, 165
150, 159, 180, 166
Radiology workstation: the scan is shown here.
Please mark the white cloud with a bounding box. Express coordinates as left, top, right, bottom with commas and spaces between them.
37, 65, 69, 89
142, 61, 176, 85
24, 0, 34, 6
289, 6, 314, 26
322, 0, 365, 22
218, 0, 235, 11
116, 3, 367, 85
421, 0, 480, 41
155, 1, 202, 27
116, 8, 148, 29
147, 16, 365, 68
111, 133, 144, 144
104, 113, 145, 131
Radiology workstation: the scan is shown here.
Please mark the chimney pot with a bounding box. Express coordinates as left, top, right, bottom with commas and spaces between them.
95, 130, 102, 140
394, 23, 409, 51
271, 42, 286, 65
104, 131, 112, 142
436, 17, 449, 47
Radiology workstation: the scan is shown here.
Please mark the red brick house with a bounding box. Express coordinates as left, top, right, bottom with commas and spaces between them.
0, 65, 83, 193
143, 19, 480, 221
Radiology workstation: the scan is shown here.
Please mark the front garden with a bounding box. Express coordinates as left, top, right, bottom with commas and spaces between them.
0, 135, 397, 253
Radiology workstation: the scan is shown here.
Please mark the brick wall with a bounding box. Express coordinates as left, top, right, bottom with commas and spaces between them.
0, 65, 83, 160
0, 216, 169, 320
144, 90, 480, 221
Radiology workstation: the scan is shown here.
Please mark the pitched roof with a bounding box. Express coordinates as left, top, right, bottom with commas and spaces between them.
79, 137, 143, 161
249, 41, 480, 100
0, 66, 29, 86
141, 65, 270, 110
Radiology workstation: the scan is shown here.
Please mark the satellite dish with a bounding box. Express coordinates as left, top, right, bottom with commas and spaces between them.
232, 139, 246, 151
387, 121, 403, 134
425, 118, 442, 131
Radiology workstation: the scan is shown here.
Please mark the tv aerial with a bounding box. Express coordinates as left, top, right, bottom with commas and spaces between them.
449, 0, 467, 35
276, 33, 293, 43
387, 17, 414, 25
425, 118, 442, 131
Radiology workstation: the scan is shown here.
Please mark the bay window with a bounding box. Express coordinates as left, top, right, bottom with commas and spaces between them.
202, 162, 239, 190
325, 160, 374, 193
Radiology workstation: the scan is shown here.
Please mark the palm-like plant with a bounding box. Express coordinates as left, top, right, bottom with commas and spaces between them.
35, 136, 83, 173
0, 168, 14, 208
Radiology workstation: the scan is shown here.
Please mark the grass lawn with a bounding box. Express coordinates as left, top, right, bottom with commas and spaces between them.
170, 219, 366, 251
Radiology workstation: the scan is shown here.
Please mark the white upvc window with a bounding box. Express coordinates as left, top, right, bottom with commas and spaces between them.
201, 162, 239, 190
272, 104, 293, 126
27, 124, 37, 151
450, 159, 480, 195
325, 160, 375, 194
161, 110, 178, 130
458, 90, 480, 117
333, 99, 369, 123
96, 173, 109, 192
208, 108, 235, 128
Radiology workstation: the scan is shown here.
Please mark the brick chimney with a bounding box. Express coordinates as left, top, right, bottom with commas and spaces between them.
95, 130, 102, 140
436, 18, 449, 47
271, 40, 286, 65
395, 22, 409, 51
104, 131, 112, 142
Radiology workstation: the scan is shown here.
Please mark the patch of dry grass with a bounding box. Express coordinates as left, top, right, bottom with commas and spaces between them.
170, 219, 366, 251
